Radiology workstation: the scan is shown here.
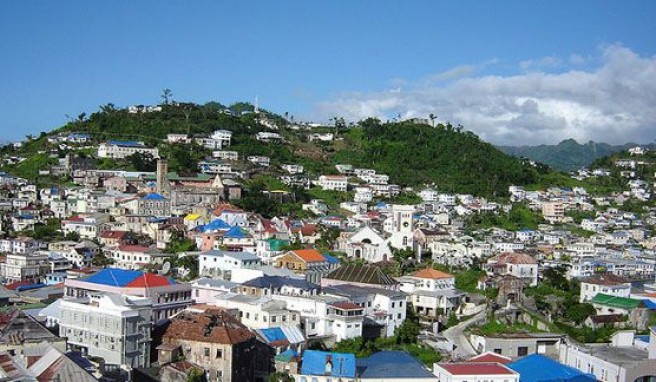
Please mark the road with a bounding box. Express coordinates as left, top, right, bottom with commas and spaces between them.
441, 311, 487, 360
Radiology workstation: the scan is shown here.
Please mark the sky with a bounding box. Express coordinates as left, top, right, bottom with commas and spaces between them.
1, 1, 655, 145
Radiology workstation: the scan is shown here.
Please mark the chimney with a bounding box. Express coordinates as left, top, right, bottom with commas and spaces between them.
156, 159, 169, 195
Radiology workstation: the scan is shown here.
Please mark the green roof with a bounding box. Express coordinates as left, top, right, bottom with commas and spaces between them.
266, 238, 289, 251
590, 293, 644, 310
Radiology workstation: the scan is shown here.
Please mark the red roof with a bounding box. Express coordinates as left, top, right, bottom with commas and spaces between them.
100, 230, 128, 239
496, 252, 537, 265
438, 363, 516, 376
126, 273, 172, 288
5, 281, 31, 290
412, 268, 453, 279
118, 245, 151, 252
468, 352, 512, 364
331, 302, 362, 310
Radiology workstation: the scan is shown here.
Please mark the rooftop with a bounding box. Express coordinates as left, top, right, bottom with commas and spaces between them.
438, 362, 517, 376
77, 268, 176, 288
163, 308, 254, 345
325, 264, 397, 286
590, 293, 644, 310
412, 268, 454, 280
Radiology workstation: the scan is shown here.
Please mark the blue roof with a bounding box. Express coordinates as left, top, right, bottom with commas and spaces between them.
81, 268, 145, 287
322, 253, 341, 265
224, 226, 250, 239
301, 350, 356, 378
108, 140, 144, 147
260, 327, 286, 343
356, 351, 435, 378
642, 299, 656, 310
198, 218, 231, 232
142, 193, 166, 200
508, 354, 596, 382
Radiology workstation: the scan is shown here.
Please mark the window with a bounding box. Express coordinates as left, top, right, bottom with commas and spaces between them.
204, 348, 210, 357
399, 301, 403, 307
397, 313, 402, 319
271, 316, 277, 323
517, 346, 528, 356
216, 349, 222, 358
391, 302, 395, 308
494, 349, 502, 354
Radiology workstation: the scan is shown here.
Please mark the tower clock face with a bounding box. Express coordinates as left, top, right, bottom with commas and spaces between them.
403, 222, 409, 228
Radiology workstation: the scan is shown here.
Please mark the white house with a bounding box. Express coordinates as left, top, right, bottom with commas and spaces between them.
317, 175, 348, 192
97, 141, 159, 159
579, 274, 632, 303
398, 268, 464, 317
199, 250, 261, 277
485, 252, 539, 286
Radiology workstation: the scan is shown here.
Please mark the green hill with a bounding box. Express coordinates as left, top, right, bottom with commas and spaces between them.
498, 139, 649, 171
1, 101, 566, 197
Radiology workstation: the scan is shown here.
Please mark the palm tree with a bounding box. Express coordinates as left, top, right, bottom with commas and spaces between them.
429, 113, 437, 127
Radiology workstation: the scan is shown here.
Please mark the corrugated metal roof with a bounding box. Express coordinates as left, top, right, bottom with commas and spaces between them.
508, 354, 596, 382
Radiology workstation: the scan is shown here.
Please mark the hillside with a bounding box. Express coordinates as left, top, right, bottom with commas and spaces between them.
498, 139, 648, 171
0, 101, 564, 197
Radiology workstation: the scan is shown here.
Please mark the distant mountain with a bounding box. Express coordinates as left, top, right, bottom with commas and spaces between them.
498, 139, 654, 171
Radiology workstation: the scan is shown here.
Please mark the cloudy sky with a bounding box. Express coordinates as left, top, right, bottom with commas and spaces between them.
1, 1, 655, 145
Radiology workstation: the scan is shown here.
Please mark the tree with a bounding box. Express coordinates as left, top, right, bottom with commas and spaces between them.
269, 372, 294, 382
91, 252, 114, 268
161, 88, 173, 105
565, 303, 596, 324
186, 368, 206, 382
64, 231, 80, 242
395, 308, 420, 344
429, 113, 437, 127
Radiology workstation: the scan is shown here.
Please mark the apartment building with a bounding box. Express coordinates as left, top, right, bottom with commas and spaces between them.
97, 141, 159, 159
59, 294, 152, 369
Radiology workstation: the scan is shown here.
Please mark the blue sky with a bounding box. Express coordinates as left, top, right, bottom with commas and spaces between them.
1, 1, 655, 144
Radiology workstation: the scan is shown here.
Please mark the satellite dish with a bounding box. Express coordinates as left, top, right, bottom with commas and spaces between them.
161, 262, 171, 275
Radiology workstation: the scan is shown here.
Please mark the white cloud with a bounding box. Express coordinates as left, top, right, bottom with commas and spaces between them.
314, 45, 656, 145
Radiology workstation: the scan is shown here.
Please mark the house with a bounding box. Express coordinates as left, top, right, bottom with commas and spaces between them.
485, 253, 539, 286
158, 307, 269, 382
103, 244, 169, 270
248, 156, 270, 167
255, 131, 283, 142
579, 274, 632, 303
238, 275, 320, 297
0, 342, 99, 381
191, 278, 240, 303
509, 354, 596, 382
356, 350, 438, 381
59, 294, 152, 369
317, 175, 348, 192
398, 268, 465, 318
282, 164, 304, 175
63, 268, 192, 323
0, 310, 67, 355
433, 362, 518, 382
212, 293, 301, 329
542, 202, 565, 223
97, 140, 159, 159
588, 294, 651, 330
558, 329, 656, 382
469, 332, 565, 359
322, 284, 407, 337
275, 249, 333, 284
137, 193, 171, 217
212, 150, 239, 161
99, 230, 128, 246
198, 250, 261, 277
321, 264, 399, 291
1, 251, 50, 284
211, 130, 233, 146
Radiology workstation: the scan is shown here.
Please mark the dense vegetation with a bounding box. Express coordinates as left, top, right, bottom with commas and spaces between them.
0, 100, 569, 198
499, 138, 647, 171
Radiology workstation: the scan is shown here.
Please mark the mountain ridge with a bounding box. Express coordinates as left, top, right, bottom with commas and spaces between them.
498, 139, 655, 171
